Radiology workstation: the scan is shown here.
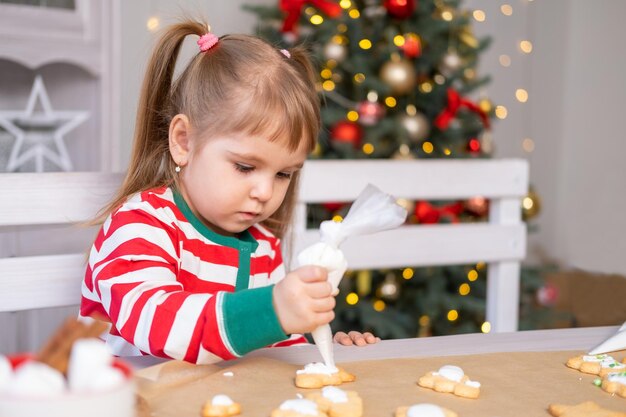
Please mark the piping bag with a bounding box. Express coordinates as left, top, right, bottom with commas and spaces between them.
296, 184, 407, 367
588, 320, 626, 354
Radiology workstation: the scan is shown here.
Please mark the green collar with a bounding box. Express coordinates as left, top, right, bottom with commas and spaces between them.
172, 189, 259, 252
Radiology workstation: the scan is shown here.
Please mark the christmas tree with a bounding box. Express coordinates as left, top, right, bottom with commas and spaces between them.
246, 0, 556, 338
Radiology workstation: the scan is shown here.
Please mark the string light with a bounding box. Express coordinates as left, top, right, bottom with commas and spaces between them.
305, 7, 316, 15
349, 9, 360, 18
500, 4, 513, 16
354, 73, 366, 83
339, 0, 351, 9
359, 39, 372, 50
499, 54, 511, 67
476, 262, 486, 270
346, 292, 359, 305
373, 300, 386, 311
481, 321, 491, 333
522, 196, 535, 211
422, 141, 434, 154
146, 16, 160, 31
367, 91, 378, 102
467, 269, 478, 281
419, 315, 430, 326
472, 10, 486, 22
320, 69, 332, 79
419, 82, 433, 93
515, 88, 529, 103
519, 40, 533, 53
443, 148, 452, 156
384, 97, 397, 107
522, 137, 535, 153
447, 310, 459, 321
322, 80, 336, 91
393, 35, 405, 47
337, 23, 347, 33
362, 143, 374, 154
402, 268, 414, 280
310, 15, 324, 25
495, 105, 508, 119
347, 110, 359, 121
332, 215, 344, 222
459, 283, 471, 296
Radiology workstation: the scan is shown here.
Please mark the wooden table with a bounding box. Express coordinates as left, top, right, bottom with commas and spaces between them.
128, 326, 619, 370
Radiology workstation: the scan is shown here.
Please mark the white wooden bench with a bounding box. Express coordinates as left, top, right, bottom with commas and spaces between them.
0, 159, 527, 352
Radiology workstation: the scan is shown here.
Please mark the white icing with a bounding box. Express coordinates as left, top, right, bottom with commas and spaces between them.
8, 362, 66, 397
212, 394, 234, 406
279, 399, 319, 416
0, 355, 12, 392
435, 365, 464, 382
607, 372, 626, 385
582, 354, 625, 370
296, 362, 338, 375
406, 403, 446, 417
465, 380, 481, 388
321, 386, 348, 403
223, 372, 234, 377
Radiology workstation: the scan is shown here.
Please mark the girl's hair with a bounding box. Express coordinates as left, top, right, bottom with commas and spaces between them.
100, 20, 320, 239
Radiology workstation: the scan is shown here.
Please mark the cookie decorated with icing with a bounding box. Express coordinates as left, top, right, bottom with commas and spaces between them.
601, 371, 626, 398
201, 394, 241, 417
548, 401, 626, 417
295, 363, 356, 389
305, 386, 363, 417
566, 354, 626, 377
417, 365, 480, 399
271, 398, 328, 417
395, 403, 458, 417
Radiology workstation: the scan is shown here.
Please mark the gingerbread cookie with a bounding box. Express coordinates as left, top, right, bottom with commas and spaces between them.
395, 403, 457, 417
305, 386, 363, 417
417, 365, 480, 399
548, 401, 626, 417
201, 394, 241, 417
566, 354, 626, 377
271, 398, 327, 417
295, 363, 356, 389
601, 371, 626, 398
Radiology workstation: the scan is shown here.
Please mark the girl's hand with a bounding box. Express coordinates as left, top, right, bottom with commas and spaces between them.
273, 266, 335, 335
333, 331, 380, 346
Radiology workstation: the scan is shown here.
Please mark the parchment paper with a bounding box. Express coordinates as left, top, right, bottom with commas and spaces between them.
135, 350, 626, 417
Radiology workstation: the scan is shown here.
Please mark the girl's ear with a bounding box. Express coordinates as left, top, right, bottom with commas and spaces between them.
169, 114, 191, 166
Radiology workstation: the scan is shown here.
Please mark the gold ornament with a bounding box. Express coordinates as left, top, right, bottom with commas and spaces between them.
398, 111, 430, 142
522, 187, 542, 220
380, 56, 417, 95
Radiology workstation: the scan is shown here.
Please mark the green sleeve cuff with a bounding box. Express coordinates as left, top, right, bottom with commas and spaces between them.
221, 285, 287, 356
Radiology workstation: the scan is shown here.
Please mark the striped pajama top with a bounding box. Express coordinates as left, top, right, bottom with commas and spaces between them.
79, 187, 306, 364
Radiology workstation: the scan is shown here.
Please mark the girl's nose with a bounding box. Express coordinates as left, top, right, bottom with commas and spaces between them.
250, 176, 273, 202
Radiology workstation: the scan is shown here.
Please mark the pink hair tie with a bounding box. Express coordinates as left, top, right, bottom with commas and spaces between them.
198, 33, 218, 52
280, 49, 291, 58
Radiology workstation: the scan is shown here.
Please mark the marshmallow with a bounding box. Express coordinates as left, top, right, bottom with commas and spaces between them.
68, 338, 124, 392
8, 361, 66, 397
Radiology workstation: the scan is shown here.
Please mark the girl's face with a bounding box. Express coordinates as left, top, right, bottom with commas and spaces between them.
178, 132, 309, 236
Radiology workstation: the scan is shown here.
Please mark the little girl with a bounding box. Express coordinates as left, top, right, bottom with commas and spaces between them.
80, 20, 377, 364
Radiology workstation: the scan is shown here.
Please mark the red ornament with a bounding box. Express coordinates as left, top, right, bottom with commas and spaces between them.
279, 0, 342, 33
536, 283, 559, 307
356, 101, 385, 126
401, 34, 422, 59
468, 138, 481, 153
384, 0, 416, 19
464, 196, 489, 217
415, 201, 463, 224
330, 121, 363, 148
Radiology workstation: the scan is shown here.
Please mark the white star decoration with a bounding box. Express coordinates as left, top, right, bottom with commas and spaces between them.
0, 75, 88, 172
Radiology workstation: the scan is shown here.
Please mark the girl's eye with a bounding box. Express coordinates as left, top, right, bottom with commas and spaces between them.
235, 163, 254, 173
277, 171, 292, 180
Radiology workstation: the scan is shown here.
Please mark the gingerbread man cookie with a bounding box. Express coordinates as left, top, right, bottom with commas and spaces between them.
601, 371, 626, 398
305, 386, 363, 417
295, 363, 356, 389
271, 398, 327, 417
417, 365, 480, 399
566, 354, 626, 377
395, 403, 457, 417
201, 394, 241, 417
548, 401, 626, 417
